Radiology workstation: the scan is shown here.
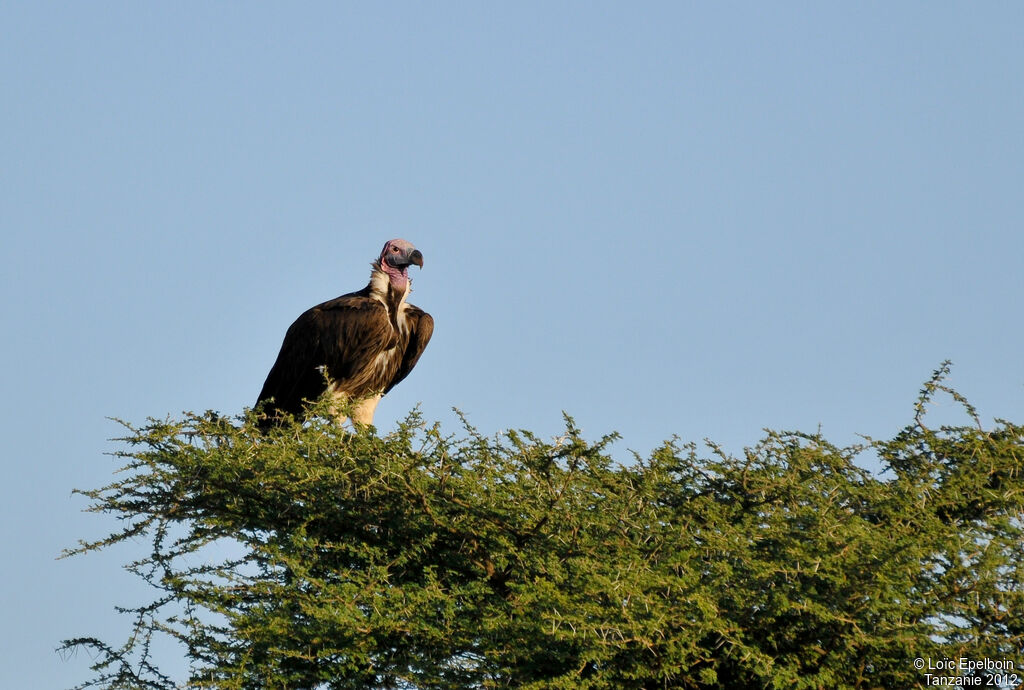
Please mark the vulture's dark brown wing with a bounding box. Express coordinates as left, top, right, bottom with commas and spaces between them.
256, 294, 392, 422
384, 306, 434, 394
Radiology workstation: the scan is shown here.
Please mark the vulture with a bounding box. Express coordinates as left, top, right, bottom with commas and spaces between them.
256, 239, 433, 428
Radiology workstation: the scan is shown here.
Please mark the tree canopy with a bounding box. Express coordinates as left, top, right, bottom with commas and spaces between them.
62, 364, 1024, 689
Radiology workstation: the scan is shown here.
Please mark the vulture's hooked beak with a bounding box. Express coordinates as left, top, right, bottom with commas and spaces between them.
409, 249, 423, 268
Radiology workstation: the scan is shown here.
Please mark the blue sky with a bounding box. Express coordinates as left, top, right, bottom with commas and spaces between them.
2, 3, 1022, 687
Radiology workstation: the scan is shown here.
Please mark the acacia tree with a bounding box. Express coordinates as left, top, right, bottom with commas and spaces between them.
62, 364, 1024, 689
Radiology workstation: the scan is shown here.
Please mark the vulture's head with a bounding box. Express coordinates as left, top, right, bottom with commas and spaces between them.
378, 238, 424, 289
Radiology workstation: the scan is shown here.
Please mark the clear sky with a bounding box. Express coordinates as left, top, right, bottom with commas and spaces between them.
2, 3, 1022, 687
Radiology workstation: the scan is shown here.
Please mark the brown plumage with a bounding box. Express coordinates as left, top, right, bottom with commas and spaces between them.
256, 239, 433, 428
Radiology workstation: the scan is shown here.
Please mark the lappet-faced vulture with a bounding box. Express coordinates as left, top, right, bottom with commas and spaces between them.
256, 239, 433, 427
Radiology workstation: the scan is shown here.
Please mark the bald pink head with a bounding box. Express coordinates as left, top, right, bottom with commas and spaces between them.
377, 239, 423, 290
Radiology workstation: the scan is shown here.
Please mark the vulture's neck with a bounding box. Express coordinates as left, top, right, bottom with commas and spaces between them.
368, 263, 411, 317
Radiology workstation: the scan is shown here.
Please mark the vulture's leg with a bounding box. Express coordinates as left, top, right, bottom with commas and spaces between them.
350, 394, 382, 426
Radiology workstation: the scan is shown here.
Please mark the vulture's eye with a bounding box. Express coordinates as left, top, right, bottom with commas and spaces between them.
391, 246, 400, 252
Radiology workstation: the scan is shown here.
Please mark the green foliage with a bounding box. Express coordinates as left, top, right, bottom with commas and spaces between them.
62, 365, 1024, 689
